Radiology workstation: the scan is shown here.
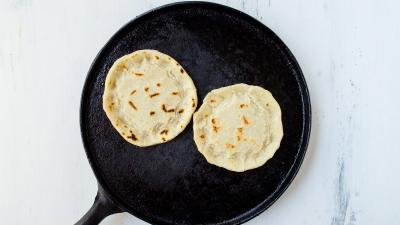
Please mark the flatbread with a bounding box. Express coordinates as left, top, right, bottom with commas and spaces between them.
193, 84, 283, 172
103, 49, 197, 147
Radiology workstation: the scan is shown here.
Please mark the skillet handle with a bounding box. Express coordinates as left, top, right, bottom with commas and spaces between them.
75, 185, 122, 225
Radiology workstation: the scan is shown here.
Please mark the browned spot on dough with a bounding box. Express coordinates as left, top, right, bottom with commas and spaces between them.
225, 143, 235, 149
236, 128, 244, 142
242, 116, 250, 125
118, 65, 128, 70
180, 68, 184, 74
168, 57, 171, 60
149, 93, 160, 98
130, 90, 136, 95
240, 104, 248, 108
200, 134, 205, 139
210, 99, 216, 103
122, 132, 125, 135
155, 55, 160, 60
176, 63, 179, 66
108, 105, 113, 111
213, 126, 219, 133
134, 72, 144, 76
162, 137, 166, 142
156, 83, 161, 87
266, 103, 270, 106
144, 87, 149, 92
149, 111, 155, 116
178, 109, 184, 113
162, 104, 175, 113
127, 131, 138, 141
171, 91, 179, 95
192, 98, 196, 108
180, 125, 183, 128
160, 129, 169, 135
205, 114, 209, 117
211, 118, 216, 124
124, 125, 128, 128
128, 101, 137, 110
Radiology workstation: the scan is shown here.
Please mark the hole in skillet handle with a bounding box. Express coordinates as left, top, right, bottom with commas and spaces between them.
74, 184, 122, 225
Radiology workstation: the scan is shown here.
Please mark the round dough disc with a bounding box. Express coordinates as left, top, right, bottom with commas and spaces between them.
193, 84, 283, 172
103, 49, 198, 147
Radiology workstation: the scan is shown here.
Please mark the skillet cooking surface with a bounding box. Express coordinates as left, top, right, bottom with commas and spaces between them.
80, 2, 311, 224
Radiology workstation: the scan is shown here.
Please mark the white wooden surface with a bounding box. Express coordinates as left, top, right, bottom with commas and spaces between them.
1, 0, 400, 224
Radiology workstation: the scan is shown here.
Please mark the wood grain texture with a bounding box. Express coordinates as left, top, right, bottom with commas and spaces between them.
0, 0, 399, 224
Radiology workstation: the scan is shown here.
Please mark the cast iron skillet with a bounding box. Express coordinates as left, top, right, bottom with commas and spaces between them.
76, 2, 311, 225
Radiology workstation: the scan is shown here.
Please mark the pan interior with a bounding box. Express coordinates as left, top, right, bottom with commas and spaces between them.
81, 3, 310, 225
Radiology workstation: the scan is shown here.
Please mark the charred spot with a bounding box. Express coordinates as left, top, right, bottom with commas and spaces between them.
162, 104, 175, 113
156, 83, 161, 87
149, 111, 155, 116
211, 118, 216, 124
200, 134, 205, 139
144, 87, 149, 92
240, 104, 248, 108
149, 93, 160, 98
242, 116, 250, 125
192, 98, 196, 108
128, 101, 137, 110
180, 68, 184, 74
162, 137, 166, 142
130, 90, 136, 95
213, 126, 219, 133
160, 129, 169, 135
155, 55, 160, 60
171, 92, 179, 95
210, 99, 216, 103
178, 109, 184, 113
134, 72, 144, 76
127, 131, 138, 141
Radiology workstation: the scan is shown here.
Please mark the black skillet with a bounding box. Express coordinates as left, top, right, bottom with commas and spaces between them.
76, 2, 311, 225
